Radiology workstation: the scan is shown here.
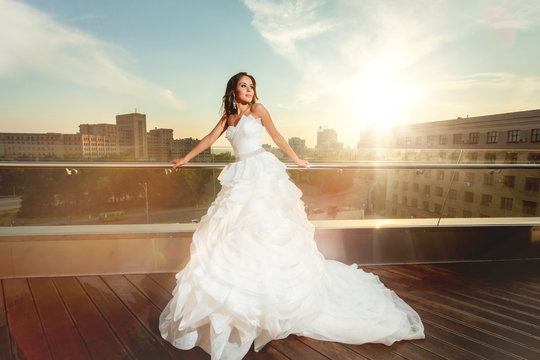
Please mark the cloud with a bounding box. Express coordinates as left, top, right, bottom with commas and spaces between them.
243, 0, 540, 124
0, 0, 183, 109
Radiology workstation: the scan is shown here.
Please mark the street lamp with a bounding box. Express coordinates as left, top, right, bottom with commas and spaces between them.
139, 182, 149, 224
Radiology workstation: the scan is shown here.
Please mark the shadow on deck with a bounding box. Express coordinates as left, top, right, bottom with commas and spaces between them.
1, 260, 539, 359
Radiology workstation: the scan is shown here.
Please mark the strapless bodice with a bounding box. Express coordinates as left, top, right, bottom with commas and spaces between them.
226, 114, 263, 156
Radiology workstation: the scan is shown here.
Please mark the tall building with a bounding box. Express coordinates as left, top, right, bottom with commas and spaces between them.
148, 128, 173, 162
316, 126, 343, 159
385, 109, 540, 219
79, 123, 119, 155
116, 113, 148, 160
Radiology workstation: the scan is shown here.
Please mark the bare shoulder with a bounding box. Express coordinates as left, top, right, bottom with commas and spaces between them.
251, 103, 269, 118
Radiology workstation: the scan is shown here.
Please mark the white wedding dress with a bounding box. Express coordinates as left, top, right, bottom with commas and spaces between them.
159, 114, 424, 359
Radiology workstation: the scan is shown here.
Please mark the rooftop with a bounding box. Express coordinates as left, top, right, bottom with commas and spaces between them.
2, 260, 539, 359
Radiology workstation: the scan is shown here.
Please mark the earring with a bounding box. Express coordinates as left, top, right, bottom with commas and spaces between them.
232, 96, 237, 111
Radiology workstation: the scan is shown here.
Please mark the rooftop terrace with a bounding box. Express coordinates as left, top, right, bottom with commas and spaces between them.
2, 260, 539, 359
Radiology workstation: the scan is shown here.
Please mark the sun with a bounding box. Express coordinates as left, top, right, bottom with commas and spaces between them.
344, 67, 417, 133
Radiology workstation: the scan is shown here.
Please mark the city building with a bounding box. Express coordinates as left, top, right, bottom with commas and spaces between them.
316, 126, 343, 159
172, 137, 212, 162
385, 109, 540, 219
147, 128, 173, 162
0, 132, 64, 159
116, 112, 148, 160
79, 123, 119, 155
288, 137, 307, 157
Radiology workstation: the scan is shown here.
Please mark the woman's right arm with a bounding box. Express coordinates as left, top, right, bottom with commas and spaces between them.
171, 116, 228, 170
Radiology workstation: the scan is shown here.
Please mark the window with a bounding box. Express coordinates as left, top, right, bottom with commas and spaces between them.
424, 170, 431, 179
532, 129, 540, 143
405, 137, 412, 146
415, 136, 422, 145
503, 175, 515, 188
401, 181, 409, 190
439, 151, 447, 159
487, 131, 498, 144
463, 210, 472, 218
412, 183, 419, 192
465, 172, 475, 184
422, 201, 429, 211
505, 152, 518, 163
468, 152, 478, 161
484, 173, 494, 185
485, 152, 496, 162
453, 134, 462, 144
469, 132, 479, 144
507, 130, 520, 143
437, 171, 445, 180
411, 198, 418, 208
501, 197, 513, 210
528, 153, 540, 163
522, 201, 537, 216
447, 207, 456, 217
392, 195, 398, 202
391, 208, 397, 216
427, 135, 434, 146
525, 177, 540, 192
402, 196, 407, 205
439, 135, 447, 145
449, 189, 457, 200
434, 204, 442, 213
464, 191, 474, 202
436, 186, 443, 197
423, 185, 431, 195
481, 194, 492, 206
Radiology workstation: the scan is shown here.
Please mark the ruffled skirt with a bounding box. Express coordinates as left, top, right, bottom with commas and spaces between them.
159, 151, 424, 359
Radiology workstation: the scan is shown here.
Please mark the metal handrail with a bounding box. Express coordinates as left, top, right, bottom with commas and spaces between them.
0, 161, 539, 170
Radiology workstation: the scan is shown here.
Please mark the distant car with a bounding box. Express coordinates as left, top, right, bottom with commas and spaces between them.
191, 219, 200, 223
312, 208, 325, 214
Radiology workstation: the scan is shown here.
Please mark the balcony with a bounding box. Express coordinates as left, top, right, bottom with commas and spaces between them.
1, 158, 539, 359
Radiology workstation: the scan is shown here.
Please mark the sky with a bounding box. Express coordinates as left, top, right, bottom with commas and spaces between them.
1, 0, 540, 148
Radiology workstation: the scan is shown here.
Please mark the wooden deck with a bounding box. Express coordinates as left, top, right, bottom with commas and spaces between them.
1, 260, 539, 360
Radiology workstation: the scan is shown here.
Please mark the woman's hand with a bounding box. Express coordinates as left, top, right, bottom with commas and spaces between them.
170, 157, 188, 171
294, 158, 310, 168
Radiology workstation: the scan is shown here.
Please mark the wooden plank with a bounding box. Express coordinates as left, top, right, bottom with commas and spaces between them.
270, 335, 330, 360
424, 292, 540, 338
78, 276, 172, 359
344, 343, 407, 360
0, 281, 13, 360
124, 274, 172, 310
380, 266, 540, 325
4, 278, 52, 360
28, 278, 91, 359
247, 346, 289, 360
52, 277, 130, 360
101, 274, 205, 360
148, 272, 176, 293
374, 274, 540, 359
296, 337, 370, 360
386, 265, 540, 317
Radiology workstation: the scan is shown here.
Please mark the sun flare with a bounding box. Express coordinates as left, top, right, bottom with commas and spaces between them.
344, 67, 418, 134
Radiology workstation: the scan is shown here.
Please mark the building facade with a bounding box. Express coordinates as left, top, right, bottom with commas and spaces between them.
385, 109, 540, 219
116, 113, 148, 160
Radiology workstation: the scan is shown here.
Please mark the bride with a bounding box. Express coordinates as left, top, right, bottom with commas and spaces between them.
159, 72, 425, 359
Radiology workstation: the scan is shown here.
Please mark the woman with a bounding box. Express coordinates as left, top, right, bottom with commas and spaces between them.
159, 72, 424, 359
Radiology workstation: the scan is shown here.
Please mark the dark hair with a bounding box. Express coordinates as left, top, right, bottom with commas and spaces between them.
221, 72, 258, 116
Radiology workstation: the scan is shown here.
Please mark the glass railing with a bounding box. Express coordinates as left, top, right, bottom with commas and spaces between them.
1, 148, 539, 227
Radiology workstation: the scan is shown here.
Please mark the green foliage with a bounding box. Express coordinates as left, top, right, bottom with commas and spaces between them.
12, 167, 214, 221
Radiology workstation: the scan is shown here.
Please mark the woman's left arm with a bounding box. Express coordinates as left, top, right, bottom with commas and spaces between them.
254, 104, 309, 167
